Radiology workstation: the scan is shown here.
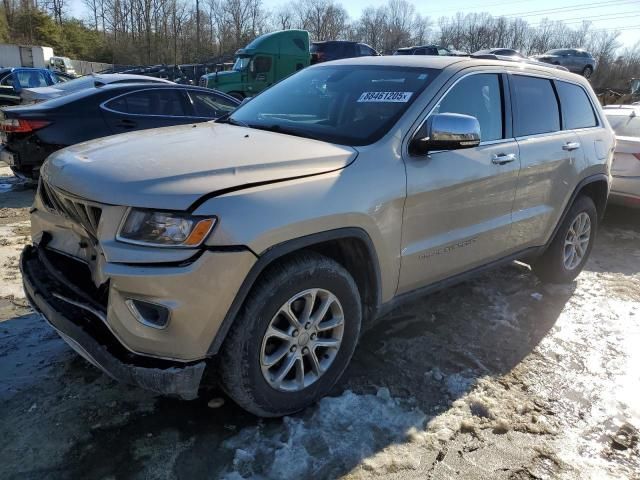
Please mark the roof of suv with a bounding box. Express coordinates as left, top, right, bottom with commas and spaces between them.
313, 55, 583, 80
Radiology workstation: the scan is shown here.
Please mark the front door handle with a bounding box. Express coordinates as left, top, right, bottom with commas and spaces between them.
491, 153, 517, 165
117, 119, 137, 129
562, 142, 581, 151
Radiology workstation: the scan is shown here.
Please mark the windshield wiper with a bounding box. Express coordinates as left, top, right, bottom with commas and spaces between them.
247, 124, 319, 140
215, 114, 249, 128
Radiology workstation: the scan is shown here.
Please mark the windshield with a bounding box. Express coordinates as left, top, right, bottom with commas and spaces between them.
233, 57, 251, 71
229, 65, 439, 146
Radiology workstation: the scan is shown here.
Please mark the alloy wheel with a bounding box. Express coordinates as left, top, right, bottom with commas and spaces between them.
260, 288, 344, 392
564, 212, 591, 270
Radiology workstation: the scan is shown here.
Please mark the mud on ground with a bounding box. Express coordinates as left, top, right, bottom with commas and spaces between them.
0, 163, 638, 479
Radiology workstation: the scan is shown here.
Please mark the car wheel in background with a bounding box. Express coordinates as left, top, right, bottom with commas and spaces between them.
582, 66, 593, 78
532, 195, 597, 284
220, 252, 362, 417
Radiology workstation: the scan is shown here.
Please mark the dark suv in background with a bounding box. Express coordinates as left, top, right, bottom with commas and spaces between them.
310, 41, 379, 64
393, 45, 467, 56
531, 49, 596, 78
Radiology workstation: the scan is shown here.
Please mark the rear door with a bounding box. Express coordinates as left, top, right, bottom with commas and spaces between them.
509, 74, 583, 249
101, 88, 193, 133
399, 71, 521, 293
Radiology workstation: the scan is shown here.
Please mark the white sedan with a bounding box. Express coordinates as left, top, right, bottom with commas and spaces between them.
604, 105, 640, 208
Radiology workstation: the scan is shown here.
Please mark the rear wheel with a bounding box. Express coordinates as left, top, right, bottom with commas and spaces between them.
532, 195, 597, 283
220, 252, 362, 417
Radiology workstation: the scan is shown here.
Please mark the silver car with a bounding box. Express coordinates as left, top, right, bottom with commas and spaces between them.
604, 105, 640, 207
21, 56, 614, 416
532, 49, 596, 78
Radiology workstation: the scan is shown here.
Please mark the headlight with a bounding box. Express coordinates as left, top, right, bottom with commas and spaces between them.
117, 209, 216, 247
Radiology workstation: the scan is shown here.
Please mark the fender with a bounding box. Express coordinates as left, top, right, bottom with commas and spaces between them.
544, 173, 609, 250
207, 227, 382, 355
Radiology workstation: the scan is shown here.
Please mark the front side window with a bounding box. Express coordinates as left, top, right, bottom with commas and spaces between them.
229, 65, 439, 146
556, 81, 597, 129
106, 89, 186, 116
253, 56, 272, 74
0, 73, 13, 86
189, 91, 237, 117
512, 75, 560, 137
433, 73, 503, 142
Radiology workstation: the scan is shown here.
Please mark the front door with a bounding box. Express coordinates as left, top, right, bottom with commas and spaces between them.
398, 72, 521, 294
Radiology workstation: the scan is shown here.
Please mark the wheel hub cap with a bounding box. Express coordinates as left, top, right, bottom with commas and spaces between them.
260, 288, 344, 392
563, 212, 591, 271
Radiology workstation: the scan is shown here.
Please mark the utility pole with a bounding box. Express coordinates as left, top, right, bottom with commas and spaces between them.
195, 0, 200, 62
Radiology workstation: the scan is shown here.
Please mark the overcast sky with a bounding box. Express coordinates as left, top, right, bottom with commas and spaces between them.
68, 0, 640, 49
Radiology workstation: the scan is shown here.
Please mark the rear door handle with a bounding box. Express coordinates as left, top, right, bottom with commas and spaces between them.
491, 153, 517, 165
562, 142, 581, 151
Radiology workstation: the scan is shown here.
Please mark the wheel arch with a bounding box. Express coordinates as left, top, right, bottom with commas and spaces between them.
207, 228, 382, 355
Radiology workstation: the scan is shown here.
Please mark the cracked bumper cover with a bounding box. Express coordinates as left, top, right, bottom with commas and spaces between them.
20, 245, 206, 400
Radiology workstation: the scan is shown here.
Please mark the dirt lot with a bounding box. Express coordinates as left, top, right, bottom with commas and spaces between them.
0, 163, 639, 480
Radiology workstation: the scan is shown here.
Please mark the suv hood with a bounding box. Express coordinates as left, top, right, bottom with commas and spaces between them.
41, 122, 357, 210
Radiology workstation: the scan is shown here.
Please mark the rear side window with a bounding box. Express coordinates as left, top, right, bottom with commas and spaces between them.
434, 73, 504, 142
512, 76, 560, 136
606, 114, 640, 138
189, 91, 237, 117
556, 81, 597, 129
106, 89, 186, 116
16, 71, 49, 88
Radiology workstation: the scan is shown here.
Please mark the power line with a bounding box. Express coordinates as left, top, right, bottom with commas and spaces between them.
503, 0, 640, 18
528, 11, 640, 26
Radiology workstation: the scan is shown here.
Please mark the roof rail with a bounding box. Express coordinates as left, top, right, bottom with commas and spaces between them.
469, 53, 569, 72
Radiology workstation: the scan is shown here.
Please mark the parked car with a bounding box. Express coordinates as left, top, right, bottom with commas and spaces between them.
0, 83, 239, 179
603, 105, 640, 207
20, 55, 613, 416
310, 41, 379, 64
19, 73, 174, 104
0, 67, 70, 107
531, 49, 595, 78
473, 48, 526, 59
393, 45, 467, 56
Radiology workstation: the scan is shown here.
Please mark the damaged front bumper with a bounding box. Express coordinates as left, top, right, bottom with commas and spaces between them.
20, 244, 206, 400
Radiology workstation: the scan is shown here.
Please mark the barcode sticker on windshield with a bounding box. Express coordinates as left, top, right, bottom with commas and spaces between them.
357, 91, 413, 103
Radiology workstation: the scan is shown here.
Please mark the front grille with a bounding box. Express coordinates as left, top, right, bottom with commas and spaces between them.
40, 180, 103, 239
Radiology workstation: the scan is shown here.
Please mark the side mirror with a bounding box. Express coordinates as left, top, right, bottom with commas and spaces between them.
409, 113, 481, 156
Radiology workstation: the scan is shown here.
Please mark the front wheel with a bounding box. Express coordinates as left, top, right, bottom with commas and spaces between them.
532, 195, 597, 283
220, 252, 362, 417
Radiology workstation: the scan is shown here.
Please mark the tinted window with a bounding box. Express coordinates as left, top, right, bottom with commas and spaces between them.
189, 91, 237, 117
16, 71, 49, 88
254, 56, 272, 74
513, 76, 560, 136
606, 113, 640, 138
359, 44, 373, 56
556, 81, 597, 129
0, 73, 13, 86
106, 89, 186, 116
231, 65, 439, 146
394, 49, 412, 55
414, 48, 426, 55
434, 73, 503, 141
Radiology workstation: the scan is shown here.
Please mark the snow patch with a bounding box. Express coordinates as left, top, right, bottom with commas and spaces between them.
221, 389, 426, 479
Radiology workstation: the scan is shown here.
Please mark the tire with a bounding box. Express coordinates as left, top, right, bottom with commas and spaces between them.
532, 195, 597, 284
582, 66, 593, 78
220, 251, 362, 417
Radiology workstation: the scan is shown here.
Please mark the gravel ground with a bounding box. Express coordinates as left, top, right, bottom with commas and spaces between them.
0, 164, 638, 479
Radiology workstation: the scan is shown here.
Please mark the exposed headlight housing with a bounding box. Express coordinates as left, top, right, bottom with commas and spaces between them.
117, 209, 216, 247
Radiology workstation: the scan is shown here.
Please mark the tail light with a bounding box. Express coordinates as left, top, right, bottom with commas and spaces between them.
0, 118, 51, 133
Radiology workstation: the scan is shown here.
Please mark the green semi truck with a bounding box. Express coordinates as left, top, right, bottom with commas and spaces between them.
200, 30, 310, 99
